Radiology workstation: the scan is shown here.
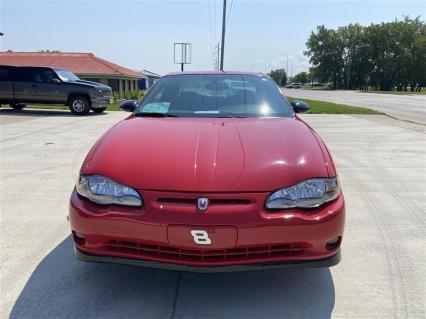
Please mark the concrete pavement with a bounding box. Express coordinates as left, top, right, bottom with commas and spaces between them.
1, 109, 425, 318
282, 88, 426, 125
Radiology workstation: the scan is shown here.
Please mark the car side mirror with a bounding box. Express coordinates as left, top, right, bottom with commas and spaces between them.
290, 101, 310, 113
51, 78, 61, 84
120, 100, 138, 112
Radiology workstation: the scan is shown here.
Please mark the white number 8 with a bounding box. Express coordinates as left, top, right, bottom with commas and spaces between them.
190, 230, 212, 245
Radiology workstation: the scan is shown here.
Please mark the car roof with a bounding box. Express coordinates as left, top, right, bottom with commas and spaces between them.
0, 65, 54, 69
164, 71, 266, 77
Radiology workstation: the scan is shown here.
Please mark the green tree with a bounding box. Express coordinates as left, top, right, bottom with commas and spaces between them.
292, 72, 309, 84
308, 67, 319, 85
305, 25, 345, 89
411, 20, 426, 91
304, 17, 426, 91
268, 69, 287, 86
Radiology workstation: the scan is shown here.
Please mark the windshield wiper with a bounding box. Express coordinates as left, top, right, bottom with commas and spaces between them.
217, 114, 248, 118
134, 112, 177, 118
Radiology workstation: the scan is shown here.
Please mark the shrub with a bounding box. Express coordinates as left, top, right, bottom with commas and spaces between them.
113, 90, 145, 102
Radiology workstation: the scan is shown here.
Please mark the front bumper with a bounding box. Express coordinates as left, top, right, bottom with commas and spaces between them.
69, 188, 345, 271
91, 97, 113, 108
74, 245, 341, 273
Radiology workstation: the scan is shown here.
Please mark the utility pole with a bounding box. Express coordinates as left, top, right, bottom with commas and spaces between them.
280, 53, 289, 79
346, 48, 352, 90
286, 59, 288, 78
220, 0, 226, 71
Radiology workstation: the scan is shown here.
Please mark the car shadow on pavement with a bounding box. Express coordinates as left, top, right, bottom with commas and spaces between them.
0, 108, 107, 117
10, 237, 335, 319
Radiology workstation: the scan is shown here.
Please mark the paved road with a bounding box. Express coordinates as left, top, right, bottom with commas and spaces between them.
282, 88, 426, 125
1, 109, 425, 318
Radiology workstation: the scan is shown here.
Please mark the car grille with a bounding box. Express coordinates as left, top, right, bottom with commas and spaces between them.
156, 197, 251, 207
106, 240, 309, 262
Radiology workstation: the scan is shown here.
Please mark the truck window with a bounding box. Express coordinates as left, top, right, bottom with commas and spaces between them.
33, 68, 59, 83
0, 68, 10, 81
15, 67, 35, 82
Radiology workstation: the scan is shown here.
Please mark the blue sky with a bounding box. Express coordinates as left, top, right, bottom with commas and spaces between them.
0, 0, 424, 75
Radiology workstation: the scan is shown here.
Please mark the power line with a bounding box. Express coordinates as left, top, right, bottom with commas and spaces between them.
213, 0, 217, 47
226, 0, 234, 28
207, 0, 213, 53
213, 42, 220, 70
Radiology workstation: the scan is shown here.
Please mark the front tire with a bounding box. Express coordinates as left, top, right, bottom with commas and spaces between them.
92, 107, 106, 114
10, 103, 25, 110
69, 96, 91, 115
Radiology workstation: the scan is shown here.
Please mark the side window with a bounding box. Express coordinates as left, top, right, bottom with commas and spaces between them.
32, 68, 58, 83
15, 68, 35, 82
42, 69, 58, 83
0, 67, 11, 81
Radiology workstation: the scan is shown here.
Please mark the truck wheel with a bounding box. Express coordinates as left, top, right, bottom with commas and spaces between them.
69, 96, 90, 115
10, 103, 25, 110
92, 107, 106, 113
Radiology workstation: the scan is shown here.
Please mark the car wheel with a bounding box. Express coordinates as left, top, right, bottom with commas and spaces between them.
69, 96, 91, 115
10, 103, 25, 110
92, 107, 106, 114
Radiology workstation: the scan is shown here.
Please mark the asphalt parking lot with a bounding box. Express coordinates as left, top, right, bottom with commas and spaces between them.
282, 88, 426, 125
1, 109, 425, 318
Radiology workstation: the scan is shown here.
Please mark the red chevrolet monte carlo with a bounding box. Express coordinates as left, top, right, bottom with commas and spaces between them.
69, 71, 345, 272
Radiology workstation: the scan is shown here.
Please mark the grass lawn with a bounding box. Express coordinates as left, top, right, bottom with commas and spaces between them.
297, 86, 426, 95
288, 86, 426, 95
298, 86, 330, 90
287, 97, 383, 114
15, 99, 381, 115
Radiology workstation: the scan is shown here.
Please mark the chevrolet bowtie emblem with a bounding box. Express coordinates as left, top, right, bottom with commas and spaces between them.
197, 198, 209, 212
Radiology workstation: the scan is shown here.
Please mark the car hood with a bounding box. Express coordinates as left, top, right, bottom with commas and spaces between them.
69, 80, 111, 90
81, 117, 330, 192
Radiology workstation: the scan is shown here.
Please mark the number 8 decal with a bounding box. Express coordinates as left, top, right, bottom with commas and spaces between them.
190, 230, 212, 245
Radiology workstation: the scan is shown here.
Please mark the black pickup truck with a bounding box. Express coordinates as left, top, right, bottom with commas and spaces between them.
0, 65, 113, 115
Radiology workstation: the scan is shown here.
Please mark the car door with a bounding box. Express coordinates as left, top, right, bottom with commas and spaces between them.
32, 68, 65, 103
13, 67, 39, 103
13, 67, 65, 103
0, 65, 14, 102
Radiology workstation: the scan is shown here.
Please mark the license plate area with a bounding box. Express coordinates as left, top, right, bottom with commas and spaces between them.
167, 225, 237, 249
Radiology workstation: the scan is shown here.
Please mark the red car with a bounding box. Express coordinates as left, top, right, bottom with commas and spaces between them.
69, 72, 345, 272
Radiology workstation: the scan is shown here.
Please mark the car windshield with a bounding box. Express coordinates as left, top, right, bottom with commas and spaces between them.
135, 74, 292, 118
55, 69, 79, 82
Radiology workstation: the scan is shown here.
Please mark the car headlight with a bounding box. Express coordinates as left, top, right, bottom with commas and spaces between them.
94, 89, 103, 96
265, 177, 340, 209
76, 174, 142, 207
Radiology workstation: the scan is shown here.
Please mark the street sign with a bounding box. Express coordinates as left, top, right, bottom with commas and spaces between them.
174, 43, 192, 71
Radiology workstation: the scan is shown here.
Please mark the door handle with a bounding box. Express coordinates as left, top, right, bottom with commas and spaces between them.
32, 84, 37, 88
